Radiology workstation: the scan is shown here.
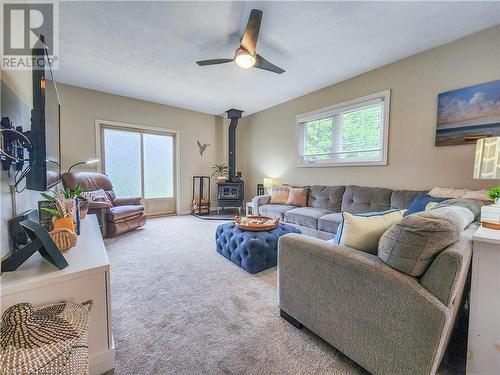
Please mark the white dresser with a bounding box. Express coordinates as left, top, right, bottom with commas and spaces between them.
467, 226, 500, 374
1, 215, 115, 375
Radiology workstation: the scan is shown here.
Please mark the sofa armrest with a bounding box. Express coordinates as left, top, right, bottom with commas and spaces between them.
278, 233, 449, 375
252, 195, 271, 215
113, 196, 142, 206
420, 232, 472, 306
89, 201, 112, 209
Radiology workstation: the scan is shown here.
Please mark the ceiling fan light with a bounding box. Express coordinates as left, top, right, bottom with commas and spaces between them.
235, 50, 256, 69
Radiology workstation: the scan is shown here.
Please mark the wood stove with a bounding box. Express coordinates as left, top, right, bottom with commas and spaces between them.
217, 109, 244, 214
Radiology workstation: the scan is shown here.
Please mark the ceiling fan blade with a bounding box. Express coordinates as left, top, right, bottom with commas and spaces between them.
240, 9, 263, 55
196, 59, 233, 66
254, 54, 285, 74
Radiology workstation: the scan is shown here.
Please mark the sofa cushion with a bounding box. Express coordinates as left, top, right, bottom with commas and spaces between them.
334, 210, 405, 254
308, 185, 346, 212
107, 205, 145, 222
341, 185, 392, 214
258, 204, 297, 219
390, 190, 426, 210
284, 207, 332, 229
378, 206, 474, 276
404, 193, 447, 217
317, 213, 343, 233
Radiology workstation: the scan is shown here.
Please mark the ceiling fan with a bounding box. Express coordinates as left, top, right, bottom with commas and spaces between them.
196, 9, 285, 74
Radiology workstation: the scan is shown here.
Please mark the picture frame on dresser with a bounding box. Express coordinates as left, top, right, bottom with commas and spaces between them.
2, 210, 68, 272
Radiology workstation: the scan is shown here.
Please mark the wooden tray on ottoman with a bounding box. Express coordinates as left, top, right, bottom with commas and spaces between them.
234, 216, 280, 231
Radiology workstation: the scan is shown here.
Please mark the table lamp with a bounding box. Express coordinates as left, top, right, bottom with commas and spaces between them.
263, 178, 274, 194
473, 137, 500, 229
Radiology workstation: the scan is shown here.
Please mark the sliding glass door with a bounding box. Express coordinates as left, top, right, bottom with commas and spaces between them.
101, 125, 176, 216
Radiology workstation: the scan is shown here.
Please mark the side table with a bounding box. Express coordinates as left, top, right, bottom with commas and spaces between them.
467, 226, 500, 374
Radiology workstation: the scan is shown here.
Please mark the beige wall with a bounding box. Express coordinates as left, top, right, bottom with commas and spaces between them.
239, 26, 500, 201
58, 83, 224, 214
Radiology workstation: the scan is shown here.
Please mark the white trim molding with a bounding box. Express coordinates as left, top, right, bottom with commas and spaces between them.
296, 89, 391, 168
94, 119, 181, 215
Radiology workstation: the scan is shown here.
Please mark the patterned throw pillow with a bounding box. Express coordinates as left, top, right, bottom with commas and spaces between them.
81, 189, 113, 207
287, 187, 308, 207
429, 187, 491, 202
269, 185, 289, 204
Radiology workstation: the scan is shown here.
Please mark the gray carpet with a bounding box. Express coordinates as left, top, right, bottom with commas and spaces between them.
104, 216, 367, 374
103, 216, 464, 375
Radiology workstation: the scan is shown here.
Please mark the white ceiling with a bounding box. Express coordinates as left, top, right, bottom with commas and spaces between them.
57, 1, 500, 116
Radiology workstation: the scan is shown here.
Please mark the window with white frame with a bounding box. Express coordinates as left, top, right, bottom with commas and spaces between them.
297, 90, 390, 166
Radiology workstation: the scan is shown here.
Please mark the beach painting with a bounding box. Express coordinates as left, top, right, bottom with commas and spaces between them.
435, 80, 500, 146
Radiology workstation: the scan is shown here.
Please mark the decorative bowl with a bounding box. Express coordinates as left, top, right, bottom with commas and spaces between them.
234, 215, 280, 231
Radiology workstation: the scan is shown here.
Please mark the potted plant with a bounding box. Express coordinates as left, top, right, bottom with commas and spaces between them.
54, 184, 90, 219
40, 191, 76, 232
63, 184, 92, 219
211, 163, 229, 182
488, 186, 500, 206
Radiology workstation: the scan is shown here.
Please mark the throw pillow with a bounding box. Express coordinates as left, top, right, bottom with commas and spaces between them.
462, 190, 491, 201
432, 198, 484, 219
428, 187, 470, 199
378, 206, 474, 277
334, 209, 405, 254
81, 189, 113, 207
429, 187, 492, 202
269, 185, 290, 204
287, 187, 308, 207
404, 193, 447, 216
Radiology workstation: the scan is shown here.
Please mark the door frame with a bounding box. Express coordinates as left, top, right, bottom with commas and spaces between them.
95, 119, 180, 215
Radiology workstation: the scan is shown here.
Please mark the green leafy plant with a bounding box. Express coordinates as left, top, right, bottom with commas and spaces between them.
40, 191, 55, 202
40, 207, 62, 218
40, 189, 76, 219
63, 184, 83, 199
211, 163, 229, 178
488, 186, 500, 200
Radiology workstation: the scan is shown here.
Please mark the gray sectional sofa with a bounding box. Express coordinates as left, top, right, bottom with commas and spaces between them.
266, 186, 481, 375
252, 185, 425, 240
278, 225, 473, 375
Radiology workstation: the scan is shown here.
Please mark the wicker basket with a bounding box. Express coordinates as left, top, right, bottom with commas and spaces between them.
50, 228, 77, 252
78, 197, 90, 219
1, 301, 92, 375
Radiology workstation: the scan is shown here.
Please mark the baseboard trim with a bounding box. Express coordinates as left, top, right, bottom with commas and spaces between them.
178, 207, 219, 216
89, 346, 115, 375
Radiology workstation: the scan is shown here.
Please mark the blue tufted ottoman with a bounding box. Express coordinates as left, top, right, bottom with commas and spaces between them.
215, 222, 301, 274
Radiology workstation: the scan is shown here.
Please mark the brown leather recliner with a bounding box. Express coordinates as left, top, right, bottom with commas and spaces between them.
62, 172, 146, 237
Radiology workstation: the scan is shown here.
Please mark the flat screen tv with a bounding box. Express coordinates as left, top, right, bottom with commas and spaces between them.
26, 38, 61, 191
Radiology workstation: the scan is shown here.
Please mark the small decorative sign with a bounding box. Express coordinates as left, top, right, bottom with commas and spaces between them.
38, 200, 56, 231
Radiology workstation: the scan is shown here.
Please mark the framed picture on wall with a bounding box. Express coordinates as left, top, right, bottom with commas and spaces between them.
435, 79, 500, 146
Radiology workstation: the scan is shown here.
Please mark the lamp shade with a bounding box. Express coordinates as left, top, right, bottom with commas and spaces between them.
263, 178, 274, 188
473, 137, 500, 179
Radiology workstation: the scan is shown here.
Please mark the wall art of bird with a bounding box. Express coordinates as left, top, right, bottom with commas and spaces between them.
197, 140, 211, 156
